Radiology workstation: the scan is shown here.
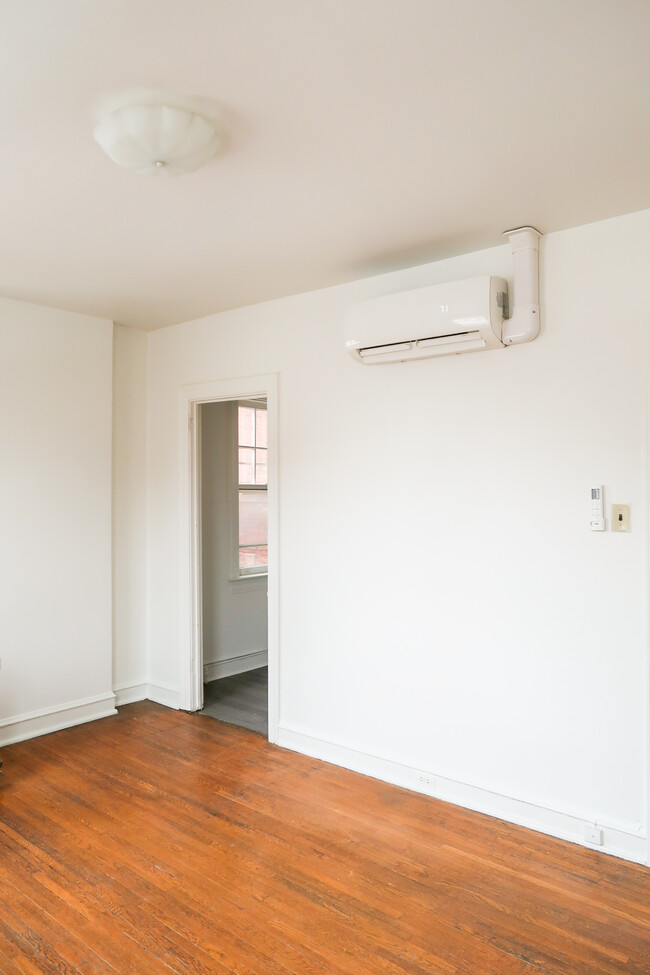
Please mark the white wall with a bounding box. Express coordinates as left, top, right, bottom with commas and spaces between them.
0, 297, 115, 743
144, 209, 650, 862
112, 324, 148, 702
201, 401, 268, 680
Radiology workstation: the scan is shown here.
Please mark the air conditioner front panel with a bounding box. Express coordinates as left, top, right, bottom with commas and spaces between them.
345, 275, 507, 364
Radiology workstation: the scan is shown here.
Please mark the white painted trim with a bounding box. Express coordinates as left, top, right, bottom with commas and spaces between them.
266, 378, 280, 745
146, 682, 181, 710
178, 374, 280, 745
113, 682, 182, 709
180, 395, 204, 713
278, 723, 648, 866
204, 651, 268, 683
639, 320, 650, 866
113, 682, 149, 706
0, 693, 117, 747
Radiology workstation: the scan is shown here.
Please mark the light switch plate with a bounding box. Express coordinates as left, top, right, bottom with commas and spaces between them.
611, 504, 630, 532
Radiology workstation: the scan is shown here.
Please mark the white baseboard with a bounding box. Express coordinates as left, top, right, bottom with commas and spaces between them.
0, 692, 117, 747
204, 650, 268, 683
113, 682, 149, 706
146, 682, 181, 710
277, 723, 647, 866
113, 681, 181, 710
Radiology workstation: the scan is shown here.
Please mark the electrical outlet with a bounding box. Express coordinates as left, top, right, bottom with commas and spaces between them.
584, 824, 603, 846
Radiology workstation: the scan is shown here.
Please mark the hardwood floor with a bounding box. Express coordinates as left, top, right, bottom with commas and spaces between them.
202, 666, 268, 735
0, 703, 648, 974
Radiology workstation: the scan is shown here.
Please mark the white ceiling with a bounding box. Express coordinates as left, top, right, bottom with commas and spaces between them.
1, 0, 649, 330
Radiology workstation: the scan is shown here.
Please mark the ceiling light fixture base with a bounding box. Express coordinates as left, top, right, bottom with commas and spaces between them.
93, 100, 223, 176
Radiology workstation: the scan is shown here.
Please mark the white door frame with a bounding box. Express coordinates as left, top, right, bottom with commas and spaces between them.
179, 374, 279, 744
645, 327, 650, 867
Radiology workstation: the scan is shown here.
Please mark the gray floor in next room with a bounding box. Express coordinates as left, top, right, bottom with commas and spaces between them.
201, 666, 268, 736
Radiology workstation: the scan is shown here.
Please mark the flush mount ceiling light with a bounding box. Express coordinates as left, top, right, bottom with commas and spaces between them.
93, 102, 223, 176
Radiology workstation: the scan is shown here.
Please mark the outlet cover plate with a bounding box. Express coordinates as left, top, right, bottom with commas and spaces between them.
584, 824, 603, 846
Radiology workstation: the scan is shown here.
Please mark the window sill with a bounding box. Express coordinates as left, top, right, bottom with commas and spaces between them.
229, 572, 268, 585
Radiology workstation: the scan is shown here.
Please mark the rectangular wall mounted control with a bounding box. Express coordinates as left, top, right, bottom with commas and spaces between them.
584, 824, 603, 846
611, 504, 631, 532
589, 486, 605, 531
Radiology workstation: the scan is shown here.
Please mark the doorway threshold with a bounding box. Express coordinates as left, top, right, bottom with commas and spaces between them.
201, 667, 268, 737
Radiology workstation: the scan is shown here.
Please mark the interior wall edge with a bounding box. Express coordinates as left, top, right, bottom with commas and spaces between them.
113, 682, 149, 706
112, 322, 148, 692
642, 304, 650, 865
146, 682, 181, 710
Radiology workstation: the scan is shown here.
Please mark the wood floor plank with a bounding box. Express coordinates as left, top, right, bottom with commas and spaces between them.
1, 720, 636, 975
0, 883, 121, 975
0, 909, 77, 975
0, 945, 36, 975
2, 754, 487, 974
0, 826, 239, 975
1, 701, 648, 975
35, 725, 640, 974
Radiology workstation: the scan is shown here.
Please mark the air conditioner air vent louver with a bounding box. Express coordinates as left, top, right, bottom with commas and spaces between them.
345, 277, 506, 364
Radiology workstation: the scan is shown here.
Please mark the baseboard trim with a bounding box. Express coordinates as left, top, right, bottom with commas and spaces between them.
113, 681, 181, 710
145, 683, 181, 710
277, 724, 647, 866
204, 650, 268, 683
0, 692, 117, 747
113, 682, 149, 707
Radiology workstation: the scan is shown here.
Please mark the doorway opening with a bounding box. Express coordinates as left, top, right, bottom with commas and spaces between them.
200, 398, 268, 735
179, 375, 278, 743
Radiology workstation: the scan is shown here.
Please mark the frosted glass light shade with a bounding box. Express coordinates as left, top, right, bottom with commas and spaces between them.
93, 104, 223, 176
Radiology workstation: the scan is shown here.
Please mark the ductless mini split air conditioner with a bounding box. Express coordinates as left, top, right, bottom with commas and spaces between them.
344, 227, 541, 364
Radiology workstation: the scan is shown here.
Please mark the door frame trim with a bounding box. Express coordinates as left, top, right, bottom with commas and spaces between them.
179, 374, 279, 743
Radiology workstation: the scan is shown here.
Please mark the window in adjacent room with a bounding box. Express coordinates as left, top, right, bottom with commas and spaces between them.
236, 402, 268, 575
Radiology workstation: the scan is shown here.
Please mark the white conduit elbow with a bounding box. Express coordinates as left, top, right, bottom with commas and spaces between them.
502, 226, 542, 345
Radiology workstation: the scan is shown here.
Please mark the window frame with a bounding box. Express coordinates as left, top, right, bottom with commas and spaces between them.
233, 399, 268, 579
